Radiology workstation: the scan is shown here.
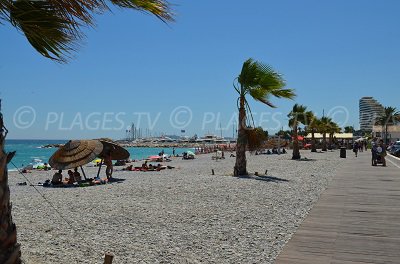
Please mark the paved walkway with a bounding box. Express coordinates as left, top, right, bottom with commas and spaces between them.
275, 151, 400, 264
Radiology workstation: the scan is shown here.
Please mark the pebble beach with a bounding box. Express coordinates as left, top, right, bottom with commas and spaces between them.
9, 150, 344, 264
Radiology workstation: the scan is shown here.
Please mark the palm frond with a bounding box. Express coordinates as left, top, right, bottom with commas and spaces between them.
10, 0, 79, 62
244, 99, 255, 127
2, 0, 174, 62
268, 88, 296, 100
0, 1, 9, 23
255, 96, 276, 108
47, 0, 106, 26
257, 64, 286, 88
248, 87, 275, 107
233, 78, 240, 94
110, 0, 174, 22
238, 58, 258, 90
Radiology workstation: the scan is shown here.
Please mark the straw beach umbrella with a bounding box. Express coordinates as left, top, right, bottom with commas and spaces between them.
49, 140, 103, 179
97, 138, 130, 160
95, 138, 130, 177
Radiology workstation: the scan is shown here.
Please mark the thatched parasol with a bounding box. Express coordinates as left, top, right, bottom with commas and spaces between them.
49, 140, 103, 179
93, 138, 130, 178
97, 138, 130, 160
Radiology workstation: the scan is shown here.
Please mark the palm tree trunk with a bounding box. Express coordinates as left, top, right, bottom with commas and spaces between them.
234, 96, 248, 176
385, 125, 388, 144
381, 125, 386, 143
311, 130, 317, 152
292, 124, 301, 159
322, 133, 327, 151
328, 133, 333, 150
0, 112, 21, 264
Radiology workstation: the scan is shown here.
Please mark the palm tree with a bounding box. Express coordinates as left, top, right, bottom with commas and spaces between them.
344, 126, 354, 133
0, 101, 20, 264
0, 2, 174, 263
375, 107, 400, 144
234, 58, 295, 176
288, 104, 310, 160
0, 0, 174, 62
275, 129, 291, 139
319, 116, 332, 151
305, 113, 319, 152
327, 120, 341, 150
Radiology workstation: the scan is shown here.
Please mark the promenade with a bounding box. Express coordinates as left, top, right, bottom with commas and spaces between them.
276, 151, 400, 264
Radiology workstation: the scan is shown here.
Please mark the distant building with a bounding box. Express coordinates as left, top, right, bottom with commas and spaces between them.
359, 97, 384, 131
304, 133, 354, 140
372, 125, 400, 142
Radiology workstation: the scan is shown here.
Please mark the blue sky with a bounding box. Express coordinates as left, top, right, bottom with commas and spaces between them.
1, 0, 399, 139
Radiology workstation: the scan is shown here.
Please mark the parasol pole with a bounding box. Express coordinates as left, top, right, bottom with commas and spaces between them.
96, 159, 104, 178
80, 165, 87, 180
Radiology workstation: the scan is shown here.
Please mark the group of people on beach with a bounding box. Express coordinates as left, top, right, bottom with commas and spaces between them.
51, 167, 81, 185
122, 160, 174, 171
48, 153, 114, 186
255, 147, 287, 155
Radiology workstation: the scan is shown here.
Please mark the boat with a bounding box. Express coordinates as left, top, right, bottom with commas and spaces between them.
196, 134, 229, 144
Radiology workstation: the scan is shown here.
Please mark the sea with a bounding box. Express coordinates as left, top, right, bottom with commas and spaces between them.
5, 139, 194, 171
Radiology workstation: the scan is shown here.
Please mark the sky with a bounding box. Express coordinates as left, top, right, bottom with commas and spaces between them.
1, 0, 399, 140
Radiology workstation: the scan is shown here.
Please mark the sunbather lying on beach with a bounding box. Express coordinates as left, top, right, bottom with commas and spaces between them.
156, 164, 167, 171
91, 176, 107, 185
147, 164, 155, 171
123, 165, 134, 171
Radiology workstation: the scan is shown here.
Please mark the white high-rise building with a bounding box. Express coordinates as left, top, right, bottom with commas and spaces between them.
359, 97, 384, 131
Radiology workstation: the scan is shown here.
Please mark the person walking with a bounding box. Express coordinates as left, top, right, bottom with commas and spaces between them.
353, 141, 359, 157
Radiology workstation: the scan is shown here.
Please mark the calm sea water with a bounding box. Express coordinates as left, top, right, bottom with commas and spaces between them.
5, 139, 194, 170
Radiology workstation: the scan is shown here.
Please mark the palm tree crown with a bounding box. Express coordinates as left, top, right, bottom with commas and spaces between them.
375, 106, 400, 143
236, 59, 295, 109
376, 107, 400, 127
288, 104, 310, 128
344, 126, 354, 133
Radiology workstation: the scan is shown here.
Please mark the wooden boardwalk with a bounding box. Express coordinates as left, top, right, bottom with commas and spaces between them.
275, 152, 400, 264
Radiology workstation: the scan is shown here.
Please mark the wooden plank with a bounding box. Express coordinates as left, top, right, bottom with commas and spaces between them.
275, 152, 400, 264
